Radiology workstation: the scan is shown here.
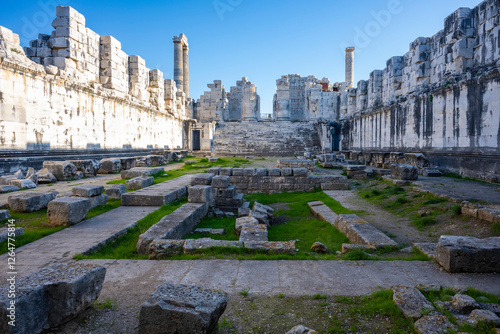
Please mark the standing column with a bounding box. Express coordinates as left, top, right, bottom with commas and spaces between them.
173, 36, 184, 90
345, 46, 355, 88
183, 46, 189, 97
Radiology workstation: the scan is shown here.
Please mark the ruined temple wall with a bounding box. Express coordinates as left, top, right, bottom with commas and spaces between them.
0, 60, 186, 150
0, 6, 190, 151
340, 0, 500, 168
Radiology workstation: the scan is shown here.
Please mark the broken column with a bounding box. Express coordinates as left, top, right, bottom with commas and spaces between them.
173, 33, 188, 96
345, 46, 355, 88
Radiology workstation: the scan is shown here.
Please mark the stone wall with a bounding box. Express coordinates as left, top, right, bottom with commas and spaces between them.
225, 77, 260, 122
0, 6, 190, 151
211, 122, 322, 157
338, 0, 500, 182
209, 167, 349, 194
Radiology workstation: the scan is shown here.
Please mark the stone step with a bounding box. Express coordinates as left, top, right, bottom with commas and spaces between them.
334, 214, 399, 248
121, 174, 192, 206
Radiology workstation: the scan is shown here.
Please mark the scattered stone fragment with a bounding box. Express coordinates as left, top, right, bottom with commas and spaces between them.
235, 216, 259, 235
0, 210, 11, 221
286, 324, 318, 334
311, 242, 328, 254
105, 184, 127, 199
126, 176, 154, 190
89, 194, 108, 209
239, 224, 268, 242
0, 175, 18, 186
392, 286, 435, 321
97, 158, 121, 174
13, 169, 24, 179
249, 210, 270, 226
390, 164, 418, 180
148, 240, 186, 259
72, 185, 104, 198
0, 227, 23, 243
8, 191, 58, 212
479, 303, 500, 316
47, 197, 91, 226
467, 309, 500, 326
451, 294, 480, 314
414, 315, 456, 334
9, 179, 37, 189
43, 161, 79, 181
0, 263, 106, 334
138, 282, 228, 334
0, 185, 20, 193
36, 168, 57, 184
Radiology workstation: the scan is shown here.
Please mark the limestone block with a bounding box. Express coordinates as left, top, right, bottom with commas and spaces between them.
243, 168, 255, 176
148, 240, 185, 259
249, 210, 270, 226
414, 315, 456, 334
105, 184, 127, 199
126, 176, 154, 190
281, 168, 292, 176
148, 155, 165, 166
219, 167, 233, 176
43, 161, 78, 181
467, 309, 500, 326
451, 294, 480, 314
0, 210, 11, 221
47, 197, 91, 226
239, 224, 268, 242
232, 168, 244, 176
120, 167, 164, 179
0, 175, 18, 186
8, 191, 58, 213
36, 168, 58, 184
118, 158, 135, 170
89, 194, 108, 209
0, 263, 105, 334
183, 238, 243, 254
243, 241, 296, 255
214, 185, 236, 199
0, 185, 20, 193
268, 168, 281, 176
435, 236, 500, 273
212, 175, 230, 189
286, 325, 317, 334
188, 185, 213, 204
390, 164, 418, 180
72, 185, 104, 198
252, 202, 274, 218
0, 227, 23, 243
194, 228, 225, 236
9, 179, 37, 189
191, 173, 214, 186
207, 167, 220, 175
98, 158, 122, 174
254, 168, 267, 176
138, 282, 228, 334
392, 286, 434, 320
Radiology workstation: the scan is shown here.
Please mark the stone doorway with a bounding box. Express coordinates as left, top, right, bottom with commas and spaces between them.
192, 130, 201, 151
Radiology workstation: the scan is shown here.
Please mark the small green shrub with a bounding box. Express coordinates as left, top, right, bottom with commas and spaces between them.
411, 217, 438, 230
451, 204, 462, 215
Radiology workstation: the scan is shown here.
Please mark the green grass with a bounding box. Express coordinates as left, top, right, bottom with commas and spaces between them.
312, 294, 327, 300
240, 289, 249, 296
74, 199, 187, 260
184, 216, 239, 240
451, 204, 462, 215
106, 157, 251, 187
0, 200, 121, 255
93, 298, 117, 310
411, 217, 438, 230
328, 289, 414, 333
493, 223, 500, 235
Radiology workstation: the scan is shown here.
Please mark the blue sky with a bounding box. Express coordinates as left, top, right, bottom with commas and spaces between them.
0, 0, 480, 113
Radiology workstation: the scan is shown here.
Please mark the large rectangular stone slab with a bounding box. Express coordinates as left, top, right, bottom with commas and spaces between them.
121, 175, 191, 206
239, 224, 268, 242
72, 185, 104, 198
126, 176, 154, 190
8, 191, 58, 212
47, 197, 91, 226
120, 167, 164, 179
334, 214, 399, 248
435, 236, 500, 273
0, 263, 105, 334
183, 238, 243, 254
137, 202, 208, 254
138, 282, 228, 334
188, 185, 213, 204
43, 161, 78, 181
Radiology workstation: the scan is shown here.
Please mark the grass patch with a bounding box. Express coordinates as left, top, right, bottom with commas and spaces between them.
93, 298, 117, 310
184, 217, 238, 240
411, 216, 438, 230
240, 289, 249, 297
312, 294, 327, 300
74, 199, 187, 259
451, 204, 462, 215
0, 199, 120, 255
493, 223, 500, 235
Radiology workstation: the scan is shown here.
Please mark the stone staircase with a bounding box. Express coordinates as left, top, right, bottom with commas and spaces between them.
211, 122, 321, 157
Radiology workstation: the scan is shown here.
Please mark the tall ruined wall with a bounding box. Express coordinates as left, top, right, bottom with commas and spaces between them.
340, 0, 500, 181
273, 74, 339, 122
0, 6, 190, 151
225, 77, 260, 122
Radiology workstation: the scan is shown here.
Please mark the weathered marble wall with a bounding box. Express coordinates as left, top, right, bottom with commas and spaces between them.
0, 6, 190, 151
339, 0, 500, 181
